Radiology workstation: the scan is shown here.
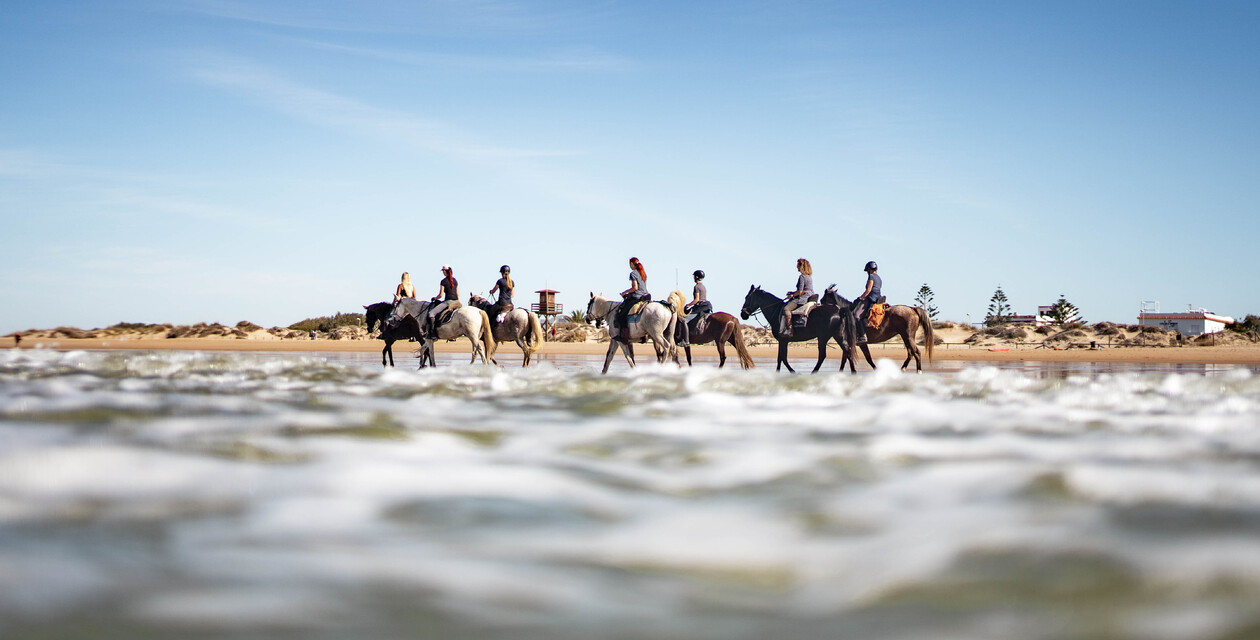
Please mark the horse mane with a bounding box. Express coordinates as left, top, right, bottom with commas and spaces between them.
822, 286, 852, 307
668, 290, 686, 316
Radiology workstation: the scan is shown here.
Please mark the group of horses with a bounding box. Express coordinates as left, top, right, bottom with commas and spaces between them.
364, 285, 933, 374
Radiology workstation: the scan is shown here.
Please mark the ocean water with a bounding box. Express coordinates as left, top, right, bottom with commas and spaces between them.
2, 349, 1260, 640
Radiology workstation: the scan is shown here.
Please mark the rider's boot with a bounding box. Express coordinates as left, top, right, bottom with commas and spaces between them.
780, 316, 792, 338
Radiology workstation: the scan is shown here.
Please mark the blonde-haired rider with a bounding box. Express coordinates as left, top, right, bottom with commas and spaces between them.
488, 265, 514, 329
781, 258, 814, 338
394, 272, 416, 305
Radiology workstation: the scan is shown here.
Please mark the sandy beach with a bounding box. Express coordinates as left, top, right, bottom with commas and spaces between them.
5, 335, 1260, 365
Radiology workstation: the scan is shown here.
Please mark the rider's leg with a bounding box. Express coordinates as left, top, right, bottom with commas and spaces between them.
782, 300, 800, 337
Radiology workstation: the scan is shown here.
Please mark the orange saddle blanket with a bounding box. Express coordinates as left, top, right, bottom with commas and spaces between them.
867, 303, 889, 330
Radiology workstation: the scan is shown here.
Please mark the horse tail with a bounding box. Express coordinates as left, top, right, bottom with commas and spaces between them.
478, 309, 497, 362
730, 321, 756, 369
526, 310, 544, 355
845, 305, 859, 356
916, 307, 935, 363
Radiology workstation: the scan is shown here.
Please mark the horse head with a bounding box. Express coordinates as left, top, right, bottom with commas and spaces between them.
821, 285, 852, 308
364, 302, 392, 333
468, 293, 487, 309
740, 285, 763, 320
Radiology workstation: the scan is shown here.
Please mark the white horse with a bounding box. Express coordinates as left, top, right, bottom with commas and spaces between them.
586, 292, 681, 374
468, 294, 545, 366
393, 299, 496, 366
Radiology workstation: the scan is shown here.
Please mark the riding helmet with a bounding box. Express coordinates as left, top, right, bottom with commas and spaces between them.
500, 265, 510, 273
864, 261, 878, 272
693, 270, 705, 279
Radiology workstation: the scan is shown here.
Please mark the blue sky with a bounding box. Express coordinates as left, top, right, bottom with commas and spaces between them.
2, 0, 1258, 334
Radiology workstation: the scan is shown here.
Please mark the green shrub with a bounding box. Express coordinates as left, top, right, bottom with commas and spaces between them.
288, 312, 365, 333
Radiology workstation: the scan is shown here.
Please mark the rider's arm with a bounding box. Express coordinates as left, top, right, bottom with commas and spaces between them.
621, 278, 639, 297
490, 282, 499, 295
859, 279, 873, 300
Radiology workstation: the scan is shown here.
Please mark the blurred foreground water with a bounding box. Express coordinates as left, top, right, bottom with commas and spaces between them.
2, 349, 1260, 639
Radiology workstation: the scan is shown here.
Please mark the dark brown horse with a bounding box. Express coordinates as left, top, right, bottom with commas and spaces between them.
364, 301, 436, 368
740, 285, 859, 373
828, 292, 935, 371
673, 309, 756, 369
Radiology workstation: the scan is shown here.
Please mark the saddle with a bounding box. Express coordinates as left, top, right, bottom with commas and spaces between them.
433, 301, 462, 331
792, 301, 819, 317
625, 299, 650, 319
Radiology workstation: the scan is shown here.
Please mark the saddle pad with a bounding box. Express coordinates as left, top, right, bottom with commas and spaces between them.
868, 303, 889, 330
792, 301, 818, 316
627, 300, 649, 316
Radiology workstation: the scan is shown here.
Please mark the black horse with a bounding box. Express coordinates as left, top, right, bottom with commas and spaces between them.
740, 285, 859, 373
364, 301, 436, 368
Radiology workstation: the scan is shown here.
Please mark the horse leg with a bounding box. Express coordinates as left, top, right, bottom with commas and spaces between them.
601, 342, 617, 374
860, 343, 876, 369
685, 345, 693, 366
900, 330, 921, 372
778, 339, 795, 373
382, 341, 392, 367
517, 336, 529, 367
812, 334, 828, 373
715, 338, 727, 368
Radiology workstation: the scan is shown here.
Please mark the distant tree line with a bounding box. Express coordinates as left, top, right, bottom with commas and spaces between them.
288, 312, 365, 333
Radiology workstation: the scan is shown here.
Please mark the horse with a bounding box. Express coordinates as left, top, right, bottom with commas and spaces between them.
392, 298, 497, 367
467, 294, 545, 366
364, 301, 435, 368
838, 292, 935, 372
668, 291, 755, 369
740, 285, 859, 373
585, 293, 680, 374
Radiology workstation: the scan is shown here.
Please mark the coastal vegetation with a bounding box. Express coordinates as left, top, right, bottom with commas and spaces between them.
288, 312, 365, 333
985, 286, 1011, 326
914, 284, 939, 320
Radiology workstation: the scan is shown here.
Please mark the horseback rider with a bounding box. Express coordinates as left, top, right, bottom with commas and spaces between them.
393, 272, 416, 305
616, 257, 650, 342
684, 269, 712, 334
854, 260, 882, 342
488, 265, 514, 328
423, 265, 460, 338
781, 258, 814, 337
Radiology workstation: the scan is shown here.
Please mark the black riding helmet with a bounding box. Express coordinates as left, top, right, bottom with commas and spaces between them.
500, 265, 510, 273
693, 270, 705, 279
864, 261, 878, 272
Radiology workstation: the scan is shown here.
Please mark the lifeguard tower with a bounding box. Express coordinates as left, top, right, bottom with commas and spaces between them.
532, 289, 563, 329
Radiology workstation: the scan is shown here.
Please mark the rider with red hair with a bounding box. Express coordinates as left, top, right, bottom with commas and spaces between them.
616, 257, 651, 342
423, 265, 460, 338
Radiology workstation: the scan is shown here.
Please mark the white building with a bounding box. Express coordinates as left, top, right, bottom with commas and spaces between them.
1137, 301, 1234, 336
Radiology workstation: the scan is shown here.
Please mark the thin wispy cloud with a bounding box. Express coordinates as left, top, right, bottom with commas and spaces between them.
96, 188, 286, 228
285, 37, 633, 73
175, 0, 618, 35
190, 58, 625, 206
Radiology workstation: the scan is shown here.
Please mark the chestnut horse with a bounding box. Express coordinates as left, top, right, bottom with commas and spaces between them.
668, 291, 754, 369
824, 290, 935, 372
